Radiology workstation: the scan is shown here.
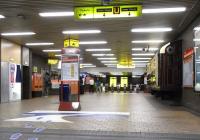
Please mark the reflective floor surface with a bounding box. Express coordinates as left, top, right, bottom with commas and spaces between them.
1, 92, 200, 139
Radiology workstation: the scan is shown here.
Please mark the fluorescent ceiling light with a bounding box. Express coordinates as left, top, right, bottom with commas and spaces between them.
97, 58, 116, 60
132, 40, 164, 43
194, 39, 200, 41
132, 58, 152, 60
132, 48, 159, 51
86, 48, 111, 52
43, 49, 61, 52
0, 15, 5, 18
55, 54, 61, 57
104, 64, 117, 66
81, 63, 93, 66
82, 65, 96, 68
142, 7, 186, 14
1, 32, 36, 36
131, 27, 172, 32
39, 12, 74, 17
92, 54, 114, 56
101, 61, 118, 63
79, 41, 107, 45
62, 30, 101, 34
133, 61, 149, 63
194, 27, 200, 31
135, 65, 147, 68
117, 64, 135, 69
26, 42, 54, 46
132, 53, 155, 56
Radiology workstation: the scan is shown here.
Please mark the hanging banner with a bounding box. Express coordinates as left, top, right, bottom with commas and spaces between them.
74, 5, 142, 19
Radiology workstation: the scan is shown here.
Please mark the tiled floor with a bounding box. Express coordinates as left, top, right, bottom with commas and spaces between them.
1, 92, 200, 136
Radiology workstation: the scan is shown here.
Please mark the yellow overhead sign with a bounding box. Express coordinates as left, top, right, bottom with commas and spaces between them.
48, 59, 59, 65
74, 5, 142, 19
64, 39, 79, 48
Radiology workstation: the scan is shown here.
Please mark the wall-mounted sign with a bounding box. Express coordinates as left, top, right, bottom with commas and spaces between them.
64, 39, 79, 48
48, 59, 59, 65
33, 66, 38, 73
183, 48, 194, 62
74, 5, 142, 19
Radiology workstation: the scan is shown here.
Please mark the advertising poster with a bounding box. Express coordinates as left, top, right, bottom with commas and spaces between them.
9, 63, 21, 101
61, 55, 79, 81
121, 77, 128, 87
183, 48, 193, 87
109, 77, 117, 87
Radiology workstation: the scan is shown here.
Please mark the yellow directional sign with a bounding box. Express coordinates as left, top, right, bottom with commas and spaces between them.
64, 39, 79, 48
48, 52, 55, 57
74, 7, 94, 19
74, 5, 142, 19
48, 59, 59, 65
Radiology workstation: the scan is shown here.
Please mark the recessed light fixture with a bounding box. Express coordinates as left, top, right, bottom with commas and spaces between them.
194, 39, 200, 42
142, 7, 186, 14
131, 27, 172, 32
97, 57, 117, 60
194, 27, 200, 31
26, 42, 54, 46
132, 48, 159, 51
101, 61, 118, 63
62, 30, 101, 34
39, 12, 74, 17
1, 32, 36, 36
79, 41, 107, 45
86, 48, 111, 52
92, 54, 114, 56
132, 40, 164, 43
42, 49, 61, 52
132, 53, 155, 56
132, 58, 152, 60
0, 15, 5, 18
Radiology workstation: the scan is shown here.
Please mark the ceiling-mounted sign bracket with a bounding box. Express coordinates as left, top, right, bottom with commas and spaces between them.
74, 5, 142, 19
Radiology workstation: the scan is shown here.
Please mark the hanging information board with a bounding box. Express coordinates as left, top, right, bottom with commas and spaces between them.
74, 5, 142, 19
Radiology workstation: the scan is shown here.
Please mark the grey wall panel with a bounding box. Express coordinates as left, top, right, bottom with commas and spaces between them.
1, 62, 9, 103
178, 14, 200, 113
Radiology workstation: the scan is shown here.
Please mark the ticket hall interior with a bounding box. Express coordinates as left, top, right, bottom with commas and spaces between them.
0, 0, 200, 140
